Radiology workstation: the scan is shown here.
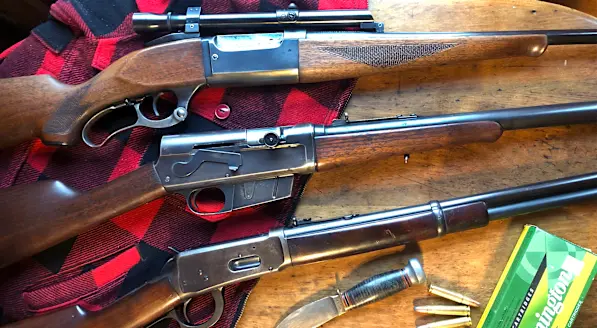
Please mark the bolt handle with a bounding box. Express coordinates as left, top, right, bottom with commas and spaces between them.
341, 259, 426, 311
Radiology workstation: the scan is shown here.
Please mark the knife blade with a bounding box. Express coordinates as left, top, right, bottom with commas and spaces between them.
276, 258, 426, 328
276, 294, 346, 328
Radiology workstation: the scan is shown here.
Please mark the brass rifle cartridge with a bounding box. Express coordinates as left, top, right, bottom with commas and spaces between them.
416, 317, 472, 328
428, 285, 480, 307
414, 305, 471, 316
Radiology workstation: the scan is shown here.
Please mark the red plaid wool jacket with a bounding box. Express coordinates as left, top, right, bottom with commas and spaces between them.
0, 0, 366, 326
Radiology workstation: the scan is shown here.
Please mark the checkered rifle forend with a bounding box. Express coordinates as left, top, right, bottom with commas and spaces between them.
1, 101, 597, 269
0, 4, 595, 149
4, 170, 597, 328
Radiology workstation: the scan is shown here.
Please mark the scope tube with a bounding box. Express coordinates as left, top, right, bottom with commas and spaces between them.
133, 9, 374, 33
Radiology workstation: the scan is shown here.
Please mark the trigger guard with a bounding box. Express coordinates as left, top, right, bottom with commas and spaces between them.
168, 289, 225, 328
183, 186, 234, 216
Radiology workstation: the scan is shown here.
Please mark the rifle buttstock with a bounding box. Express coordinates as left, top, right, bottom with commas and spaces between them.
0, 75, 70, 148
0, 39, 207, 147
314, 121, 503, 171
0, 164, 166, 268
298, 34, 547, 83
3, 276, 181, 328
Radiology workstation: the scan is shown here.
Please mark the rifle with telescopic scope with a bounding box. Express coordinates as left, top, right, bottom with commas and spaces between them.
0, 5, 595, 148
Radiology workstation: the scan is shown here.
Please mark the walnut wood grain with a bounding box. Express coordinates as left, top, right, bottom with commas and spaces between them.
314, 121, 503, 172
0, 164, 167, 268
3, 276, 181, 328
0, 75, 71, 148
0, 39, 206, 147
299, 34, 547, 83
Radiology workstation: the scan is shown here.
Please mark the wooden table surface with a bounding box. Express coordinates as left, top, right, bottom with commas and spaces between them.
237, 1, 597, 327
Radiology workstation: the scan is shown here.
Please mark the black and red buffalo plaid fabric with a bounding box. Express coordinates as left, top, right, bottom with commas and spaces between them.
0, 0, 367, 327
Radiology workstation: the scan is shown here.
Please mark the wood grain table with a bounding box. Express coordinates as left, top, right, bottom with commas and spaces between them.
237, 0, 597, 327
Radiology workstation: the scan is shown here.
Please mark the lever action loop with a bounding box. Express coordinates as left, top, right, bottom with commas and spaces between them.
178, 288, 224, 328
81, 84, 202, 148
151, 288, 224, 328
81, 95, 188, 148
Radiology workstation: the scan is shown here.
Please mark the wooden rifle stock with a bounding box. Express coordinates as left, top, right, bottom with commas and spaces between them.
0, 32, 546, 148
2, 277, 181, 328
298, 34, 547, 82
0, 164, 166, 268
315, 121, 504, 171
0, 39, 206, 148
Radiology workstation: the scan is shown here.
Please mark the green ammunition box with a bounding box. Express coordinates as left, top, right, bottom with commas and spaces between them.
478, 225, 597, 328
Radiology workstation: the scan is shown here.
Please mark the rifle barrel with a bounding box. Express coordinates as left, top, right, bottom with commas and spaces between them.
284, 172, 597, 265
287, 172, 597, 236
544, 30, 597, 45
441, 172, 597, 210
488, 187, 597, 220
319, 101, 597, 136
445, 30, 597, 45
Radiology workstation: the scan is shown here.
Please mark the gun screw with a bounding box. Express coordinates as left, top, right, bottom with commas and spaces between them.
404, 154, 410, 164
212, 54, 219, 60
198, 270, 203, 275
264, 133, 280, 147
165, 176, 171, 183
204, 276, 209, 281
174, 107, 186, 120
238, 254, 242, 257
268, 266, 274, 271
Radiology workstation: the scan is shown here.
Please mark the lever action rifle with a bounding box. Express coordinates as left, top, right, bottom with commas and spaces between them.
1, 100, 597, 268
5, 172, 597, 328
0, 6, 595, 148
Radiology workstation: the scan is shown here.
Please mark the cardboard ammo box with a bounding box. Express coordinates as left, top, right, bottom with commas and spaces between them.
477, 225, 597, 328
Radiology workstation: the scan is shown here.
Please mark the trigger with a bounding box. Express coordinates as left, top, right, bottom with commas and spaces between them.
152, 93, 161, 116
